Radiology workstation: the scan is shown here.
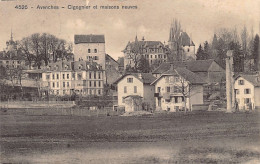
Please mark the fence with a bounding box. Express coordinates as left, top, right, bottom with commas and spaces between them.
0, 101, 75, 109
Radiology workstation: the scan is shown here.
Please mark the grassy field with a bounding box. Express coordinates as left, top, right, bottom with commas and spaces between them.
0, 110, 260, 163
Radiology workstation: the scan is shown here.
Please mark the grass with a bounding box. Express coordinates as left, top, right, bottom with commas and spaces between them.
0, 110, 260, 163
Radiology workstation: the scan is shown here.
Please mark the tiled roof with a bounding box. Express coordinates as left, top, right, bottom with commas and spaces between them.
114, 73, 156, 85
44, 61, 103, 72
236, 73, 260, 87
124, 40, 166, 52
152, 59, 216, 74
151, 67, 206, 85
74, 35, 105, 44
179, 32, 195, 47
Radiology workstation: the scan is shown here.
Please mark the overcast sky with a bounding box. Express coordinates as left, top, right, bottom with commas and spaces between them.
0, 0, 259, 59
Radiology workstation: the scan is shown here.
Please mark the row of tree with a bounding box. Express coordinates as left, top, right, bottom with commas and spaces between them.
196, 27, 260, 72
19, 33, 73, 68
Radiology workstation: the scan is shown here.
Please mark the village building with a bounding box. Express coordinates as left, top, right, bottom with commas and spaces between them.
114, 73, 156, 112
151, 66, 205, 112
152, 59, 225, 101
122, 36, 170, 69
41, 60, 104, 96
234, 73, 260, 110
74, 34, 106, 69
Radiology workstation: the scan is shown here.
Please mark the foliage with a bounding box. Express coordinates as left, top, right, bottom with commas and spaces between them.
252, 34, 260, 71
137, 55, 150, 73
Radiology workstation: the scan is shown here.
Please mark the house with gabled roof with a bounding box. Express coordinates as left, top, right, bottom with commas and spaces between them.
234, 73, 260, 110
114, 73, 156, 112
151, 65, 205, 112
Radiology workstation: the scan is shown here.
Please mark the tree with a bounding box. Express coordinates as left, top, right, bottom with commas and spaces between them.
137, 55, 150, 73
203, 41, 210, 60
126, 36, 141, 72
229, 41, 244, 72
19, 33, 70, 68
252, 34, 260, 71
196, 44, 204, 60
169, 19, 183, 61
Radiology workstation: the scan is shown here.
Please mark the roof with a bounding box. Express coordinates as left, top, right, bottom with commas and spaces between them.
106, 54, 118, 64
114, 73, 156, 85
235, 73, 260, 87
152, 59, 216, 74
74, 35, 105, 44
123, 39, 167, 52
179, 32, 195, 47
123, 95, 143, 99
0, 51, 26, 60
151, 67, 205, 85
43, 60, 103, 72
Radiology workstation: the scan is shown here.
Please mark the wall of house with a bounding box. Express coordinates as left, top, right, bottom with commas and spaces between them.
255, 87, 260, 108
234, 77, 255, 110
154, 75, 191, 112
74, 43, 106, 69
190, 85, 204, 107
117, 75, 143, 106
143, 84, 155, 109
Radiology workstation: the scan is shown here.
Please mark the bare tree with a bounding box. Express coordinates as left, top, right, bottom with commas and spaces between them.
169, 19, 183, 61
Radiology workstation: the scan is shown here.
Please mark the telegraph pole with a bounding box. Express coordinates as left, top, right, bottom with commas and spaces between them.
226, 50, 235, 113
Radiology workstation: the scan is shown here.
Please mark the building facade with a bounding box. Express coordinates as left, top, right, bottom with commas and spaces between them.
151, 67, 205, 112
74, 34, 106, 69
122, 36, 170, 69
114, 73, 156, 112
234, 73, 260, 110
42, 60, 104, 96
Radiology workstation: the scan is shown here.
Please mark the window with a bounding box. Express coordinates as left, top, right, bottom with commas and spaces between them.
67, 82, 69, 87
166, 86, 170, 92
134, 86, 137, 93
57, 90, 59, 95
157, 87, 161, 93
187, 48, 190, 52
244, 89, 251, 94
94, 49, 97, 53
155, 55, 157, 59
78, 73, 82, 80
53, 82, 55, 88
89, 81, 92, 87
89, 72, 92, 79
94, 56, 99, 60
150, 55, 152, 58
63, 74, 65, 79
52, 74, 55, 80
236, 89, 239, 95
174, 97, 178, 103
46, 75, 50, 80
164, 55, 166, 59
124, 86, 127, 93
98, 72, 101, 79
67, 74, 69, 79
56, 74, 59, 79
175, 76, 179, 82
94, 72, 96, 79
238, 80, 244, 85
244, 98, 251, 104
94, 81, 96, 87
127, 78, 133, 83
98, 89, 101, 95
88, 49, 91, 53
89, 89, 92, 95
63, 82, 65, 88
99, 81, 101, 87
57, 82, 59, 88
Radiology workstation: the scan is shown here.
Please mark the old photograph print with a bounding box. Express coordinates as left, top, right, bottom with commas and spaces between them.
0, 0, 260, 163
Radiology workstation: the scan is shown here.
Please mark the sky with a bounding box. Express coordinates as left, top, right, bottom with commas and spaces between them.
0, 0, 259, 60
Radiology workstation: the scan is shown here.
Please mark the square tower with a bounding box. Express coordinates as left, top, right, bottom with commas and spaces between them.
74, 34, 106, 69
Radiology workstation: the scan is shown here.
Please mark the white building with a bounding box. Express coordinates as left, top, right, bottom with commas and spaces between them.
234, 73, 260, 110
74, 34, 106, 69
122, 36, 170, 69
151, 66, 205, 112
114, 73, 156, 112
42, 60, 104, 96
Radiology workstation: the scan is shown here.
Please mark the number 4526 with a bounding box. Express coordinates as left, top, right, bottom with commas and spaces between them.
15, 5, 28, 9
